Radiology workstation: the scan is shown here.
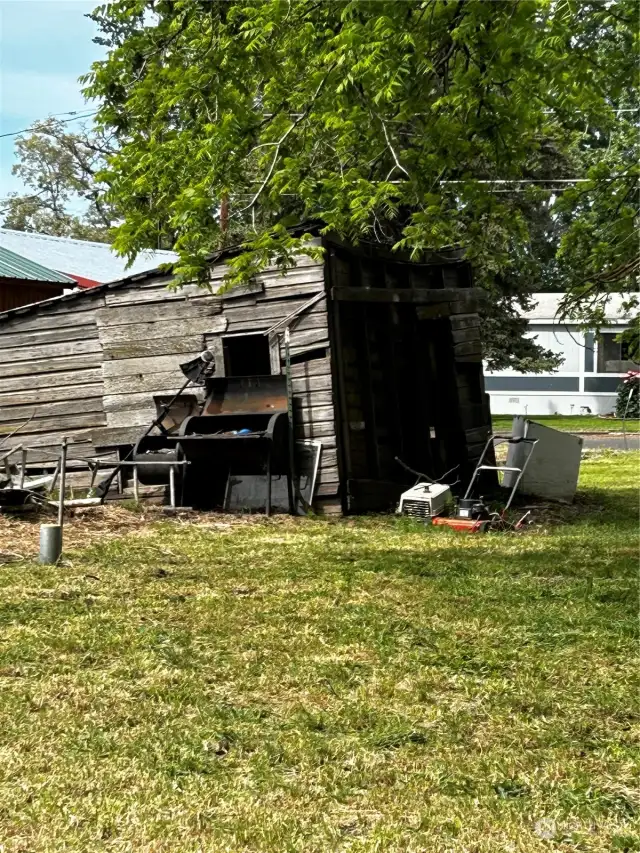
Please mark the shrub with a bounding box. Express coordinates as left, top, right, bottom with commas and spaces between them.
616, 371, 640, 419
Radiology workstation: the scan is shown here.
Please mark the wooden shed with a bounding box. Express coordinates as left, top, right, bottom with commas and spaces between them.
0, 234, 492, 513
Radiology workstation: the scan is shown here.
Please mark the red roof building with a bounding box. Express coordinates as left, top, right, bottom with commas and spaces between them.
0, 229, 177, 290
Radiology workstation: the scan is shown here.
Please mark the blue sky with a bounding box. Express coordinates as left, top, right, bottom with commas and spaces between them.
0, 0, 104, 197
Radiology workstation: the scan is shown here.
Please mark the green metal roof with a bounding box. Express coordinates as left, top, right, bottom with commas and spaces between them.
0, 245, 75, 284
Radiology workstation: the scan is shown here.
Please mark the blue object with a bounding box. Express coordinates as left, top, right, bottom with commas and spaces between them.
237, 428, 252, 435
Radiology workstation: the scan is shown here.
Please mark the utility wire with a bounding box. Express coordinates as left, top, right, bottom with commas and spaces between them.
0, 111, 98, 140
441, 178, 591, 185
543, 107, 639, 113
49, 109, 95, 118
441, 177, 638, 187
1, 104, 635, 142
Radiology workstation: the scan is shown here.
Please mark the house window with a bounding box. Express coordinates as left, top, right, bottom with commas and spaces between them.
527, 325, 578, 372
584, 332, 595, 373
596, 333, 638, 373
223, 333, 272, 377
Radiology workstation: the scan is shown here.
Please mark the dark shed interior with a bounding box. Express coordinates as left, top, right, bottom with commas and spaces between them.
324, 240, 491, 512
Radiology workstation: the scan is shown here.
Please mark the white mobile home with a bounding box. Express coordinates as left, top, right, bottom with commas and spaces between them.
485, 294, 637, 416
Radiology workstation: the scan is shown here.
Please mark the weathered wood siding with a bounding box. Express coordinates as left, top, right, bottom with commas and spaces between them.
0, 238, 490, 514
91, 251, 340, 508
0, 296, 109, 466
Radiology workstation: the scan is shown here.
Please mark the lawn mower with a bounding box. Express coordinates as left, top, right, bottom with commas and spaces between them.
431, 433, 539, 533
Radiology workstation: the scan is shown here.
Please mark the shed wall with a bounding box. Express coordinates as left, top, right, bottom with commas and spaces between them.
0, 241, 490, 512
89, 253, 339, 509
0, 296, 110, 470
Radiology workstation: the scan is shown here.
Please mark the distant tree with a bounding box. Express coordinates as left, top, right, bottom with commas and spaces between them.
1, 118, 117, 242
556, 101, 639, 333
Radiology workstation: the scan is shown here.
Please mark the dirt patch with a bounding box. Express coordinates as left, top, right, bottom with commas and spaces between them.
0, 504, 299, 562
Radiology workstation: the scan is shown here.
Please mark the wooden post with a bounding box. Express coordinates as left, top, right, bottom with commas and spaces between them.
57, 438, 68, 530
284, 327, 298, 515
19, 448, 27, 490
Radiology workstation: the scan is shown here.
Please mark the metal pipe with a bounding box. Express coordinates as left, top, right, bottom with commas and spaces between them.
463, 435, 494, 500
503, 439, 538, 511
39, 524, 62, 565
133, 466, 139, 502
264, 291, 325, 336
116, 460, 190, 467
169, 466, 176, 508
265, 449, 271, 517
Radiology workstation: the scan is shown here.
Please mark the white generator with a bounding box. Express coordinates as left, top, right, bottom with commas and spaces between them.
397, 482, 453, 520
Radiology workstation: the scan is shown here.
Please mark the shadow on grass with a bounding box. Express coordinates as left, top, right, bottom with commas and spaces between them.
564, 485, 639, 524
333, 543, 635, 579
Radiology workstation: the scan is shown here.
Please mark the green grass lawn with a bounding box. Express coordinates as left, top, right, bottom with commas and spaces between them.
0, 452, 637, 852
492, 414, 640, 434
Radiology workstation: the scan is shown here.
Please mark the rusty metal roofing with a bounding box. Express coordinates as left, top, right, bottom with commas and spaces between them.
0, 245, 75, 284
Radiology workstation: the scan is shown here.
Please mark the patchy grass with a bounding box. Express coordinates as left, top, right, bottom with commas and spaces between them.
0, 453, 637, 852
492, 414, 640, 434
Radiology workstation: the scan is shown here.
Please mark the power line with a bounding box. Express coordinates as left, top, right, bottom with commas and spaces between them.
49, 109, 96, 118
441, 179, 591, 185
543, 107, 639, 113
1, 104, 633, 142
0, 111, 98, 140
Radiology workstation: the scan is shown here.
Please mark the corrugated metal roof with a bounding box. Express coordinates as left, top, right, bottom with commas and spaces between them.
0, 229, 178, 284
0, 245, 75, 284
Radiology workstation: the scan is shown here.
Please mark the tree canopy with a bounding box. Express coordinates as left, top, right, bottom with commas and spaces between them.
83, 0, 638, 369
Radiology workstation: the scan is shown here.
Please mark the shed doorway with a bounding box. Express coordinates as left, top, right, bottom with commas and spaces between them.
332, 299, 464, 512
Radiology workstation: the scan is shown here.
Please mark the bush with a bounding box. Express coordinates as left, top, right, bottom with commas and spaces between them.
616, 371, 640, 419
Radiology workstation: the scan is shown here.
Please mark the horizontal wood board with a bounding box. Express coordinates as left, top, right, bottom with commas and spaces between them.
0, 256, 331, 497
0, 295, 107, 465
92, 258, 337, 508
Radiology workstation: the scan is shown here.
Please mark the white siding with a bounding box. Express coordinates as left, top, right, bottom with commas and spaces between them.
485, 293, 636, 416
528, 325, 581, 373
